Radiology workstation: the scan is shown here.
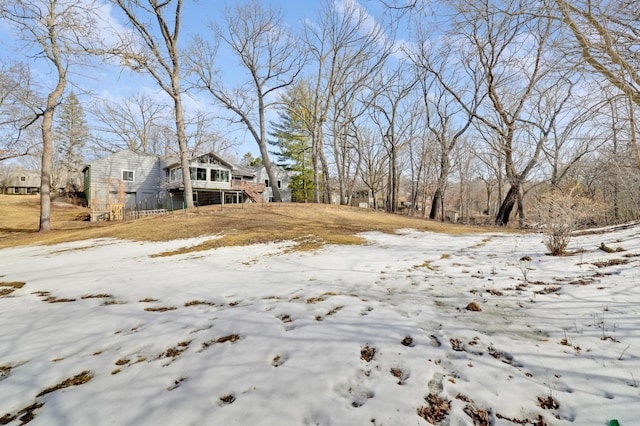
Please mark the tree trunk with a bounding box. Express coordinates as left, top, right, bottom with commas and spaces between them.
259, 142, 282, 202
173, 93, 194, 208
495, 184, 519, 226
484, 181, 492, 216
39, 107, 54, 232
517, 189, 525, 227
429, 188, 443, 220
629, 94, 640, 172
312, 132, 320, 203
387, 145, 398, 213
429, 158, 450, 220
39, 69, 66, 232
312, 125, 329, 203
319, 147, 330, 203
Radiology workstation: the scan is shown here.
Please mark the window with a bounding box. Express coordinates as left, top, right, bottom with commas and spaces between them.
265, 179, 270, 187
277, 180, 282, 189
14, 188, 20, 194
20, 176, 26, 182
122, 170, 134, 182
170, 168, 182, 181
26, 188, 32, 194
198, 155, 221, 165
190, 167, 207, 181
210, 169, 229, 182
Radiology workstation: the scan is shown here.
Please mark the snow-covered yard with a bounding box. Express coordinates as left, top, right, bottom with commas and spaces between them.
1, 225, 639, 425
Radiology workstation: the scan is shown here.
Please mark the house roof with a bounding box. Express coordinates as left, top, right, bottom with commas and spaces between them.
82, 149, 161, 172
165, 152, 256, 178
84, 149, 258, 179
233, 163, 256, 178
164, 152, 231, 169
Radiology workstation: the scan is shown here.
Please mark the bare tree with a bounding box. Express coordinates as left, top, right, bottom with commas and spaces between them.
1, 0, 99, 231
301, 0, 392, 203
91, 92, 170, 154
451, 139, 477, 222
553, 0, 640, 107
405, 125, 433, 217
0, 61, 41, 161
329, 100, 364, 206
369, 65, 418, 213
189, 0, 304, 202
542, 86, 605, 189
357, 126, 387, 210
553, 0, 640, 171
186, 111, 236, 158
588, 86, 640, 223
107, 0, 195, 208
403, 6, 489, 220
453, 0, 573, 226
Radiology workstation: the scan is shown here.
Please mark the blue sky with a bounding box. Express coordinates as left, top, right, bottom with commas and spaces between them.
0, 0, 389, 161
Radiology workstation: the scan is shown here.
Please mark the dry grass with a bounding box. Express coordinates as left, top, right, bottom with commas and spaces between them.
144, 306, 177, 312
80, 294, 112, 299
360, 344, 376, 362
417, 393, 452, 425
0, 281, 26, 289
0, 281, 26, 297
36, 371, 94, 397
0, 195, 494, 252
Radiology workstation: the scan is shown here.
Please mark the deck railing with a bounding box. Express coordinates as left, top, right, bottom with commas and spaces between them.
231, 181, 266, 192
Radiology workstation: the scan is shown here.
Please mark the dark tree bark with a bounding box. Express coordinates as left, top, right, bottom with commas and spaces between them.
495, 185, 519, 226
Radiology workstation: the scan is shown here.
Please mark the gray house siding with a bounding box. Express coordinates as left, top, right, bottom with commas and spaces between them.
84, 150, 292, 213
84, 150, 165, 209
254, 166, 291, 202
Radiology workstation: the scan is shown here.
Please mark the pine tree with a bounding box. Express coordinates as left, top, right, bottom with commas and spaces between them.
241, 152, 263, 167
269, 107, 314, 203
55, 92, 90, 191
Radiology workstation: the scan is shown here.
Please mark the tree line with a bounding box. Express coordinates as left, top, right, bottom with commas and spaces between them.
0, 0, 638, 231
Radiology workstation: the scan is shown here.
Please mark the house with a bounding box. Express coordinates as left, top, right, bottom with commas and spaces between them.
164, 152, 268, 207
83, 150, 166, 212
83, 150, 289, 215
253, 165, 292, 202
2, 170, 40, 195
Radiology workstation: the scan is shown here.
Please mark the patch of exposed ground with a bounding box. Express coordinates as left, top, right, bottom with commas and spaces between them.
417, 393, 451, 425
80, 294, 112, 299
143, 306, 177, 312
360, 345, 376, 362
36, 371, 94, 397
1, 371, 93, 425
0, 281, 26, 297
201, 334, 241, 350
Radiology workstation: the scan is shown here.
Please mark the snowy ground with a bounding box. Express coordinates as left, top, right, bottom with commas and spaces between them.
1, 225, 639, 426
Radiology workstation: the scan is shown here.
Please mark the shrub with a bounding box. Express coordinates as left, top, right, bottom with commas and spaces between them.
534, 187, 605, 256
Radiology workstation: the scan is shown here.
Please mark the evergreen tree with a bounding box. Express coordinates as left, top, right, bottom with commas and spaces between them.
241, 152, 263, 167
269, 107, 314, 203
56, 92, 90, 189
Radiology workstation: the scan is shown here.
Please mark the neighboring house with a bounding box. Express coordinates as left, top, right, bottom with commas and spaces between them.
253, 165, 292, 202
2, 170, 40, 195
326, 182, 374, 208
83, 150, 288, 212
351, 187, 374, 209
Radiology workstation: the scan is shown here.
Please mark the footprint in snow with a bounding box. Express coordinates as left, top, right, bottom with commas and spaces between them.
347, 384, 374, 408
428, 372, 444, 394
360, 306, 374, 316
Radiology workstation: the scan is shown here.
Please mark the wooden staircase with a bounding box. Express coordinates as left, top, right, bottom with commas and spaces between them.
238, 181, 266, 203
